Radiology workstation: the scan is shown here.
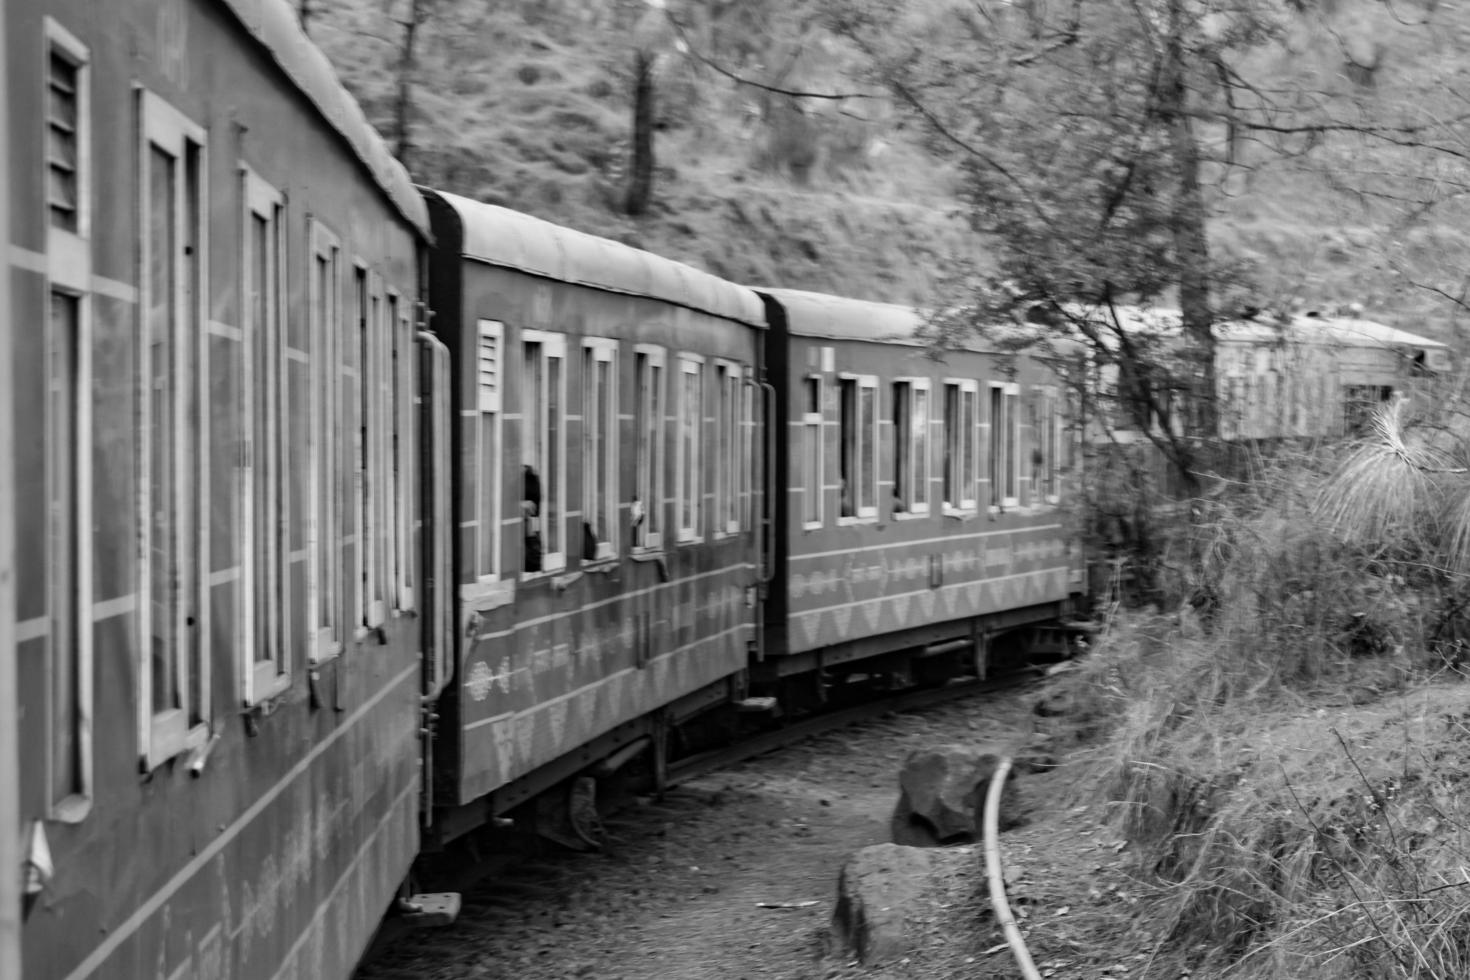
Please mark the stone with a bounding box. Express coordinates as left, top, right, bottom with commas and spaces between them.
830, 844, 934, 965
890, 744, 1022, 846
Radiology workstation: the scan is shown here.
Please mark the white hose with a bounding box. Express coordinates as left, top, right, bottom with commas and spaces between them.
983, 757, 1042, 980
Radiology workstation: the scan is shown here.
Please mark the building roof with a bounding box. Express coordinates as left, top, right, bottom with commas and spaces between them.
219, 0, 429, 237
433, 191, 767, 327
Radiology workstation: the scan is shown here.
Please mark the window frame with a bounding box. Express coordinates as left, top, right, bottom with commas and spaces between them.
675, 353, 705, 544
892, 378, 932, 517
136, 89, 211, 770
582, 337, 619, 560
942, 379, 979, 514
633, 344, 666, 553
522, 329, 568, 574
391, 292, 415, 610
307, 219, 343, 664
43, 20, 92, 818
713, 360, 743, 538
988, 381, 1021, 511
475, 319, 505, 582
800, 374, 824, 530
838, 373, 879, 523
239, 164, 289, 707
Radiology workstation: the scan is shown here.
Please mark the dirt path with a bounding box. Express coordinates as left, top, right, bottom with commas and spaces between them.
357, 691, 1136, 980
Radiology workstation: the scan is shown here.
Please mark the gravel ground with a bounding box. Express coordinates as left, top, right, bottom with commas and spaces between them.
358, 687, 1146, 980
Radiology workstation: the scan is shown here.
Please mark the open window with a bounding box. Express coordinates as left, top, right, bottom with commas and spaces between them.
582, 338, 618, 560
138, 90, 210, 768
633, 345, 666, 551
240, 165, 288, 706
988, 382, 1020, 510
307, 220, 343, 663
892, 379, 931, 516
943, 380, 978, 514
801, 375, 823, 529
522, 330, 566, 574
675, 353, 705, 543
714, 361, 743, 537
838, 374, 878, 521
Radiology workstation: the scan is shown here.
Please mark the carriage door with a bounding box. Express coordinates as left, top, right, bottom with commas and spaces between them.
416, 331, 452, 823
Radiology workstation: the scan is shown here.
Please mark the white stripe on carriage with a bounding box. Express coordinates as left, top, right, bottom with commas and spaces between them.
470, 562, 756, 642
15, 616, 47, 643
207, 320, 242, 341
92, 594, 136, 621
791, 524, 1063, 561
8, 246, 139, 302
57, 662, 419, 980
462, 622, 753, 733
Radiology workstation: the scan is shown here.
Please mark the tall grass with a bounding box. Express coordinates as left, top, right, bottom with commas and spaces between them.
1045, 443, 1470, 978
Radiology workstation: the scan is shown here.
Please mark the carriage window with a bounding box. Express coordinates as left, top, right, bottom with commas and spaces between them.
714, 362, 742, 536
633, 346, 666, 551
477, 321, 504, 580
139, 91, 210, 768
839, 375, 878, 520
893, 380, 930, 515
583, 339, 618, 560
676, 354, 705, 542
802, 376, 823, 528
988, 382, 1020, 509
392, 297, 415, 609
350, 266, 370, 634
1041, 387, 1061, 503
523, 331, 566, 573
241, 167, 288, 705
48, 290, 88, 811
309, 222, 343, 664
943, 381, 978, 513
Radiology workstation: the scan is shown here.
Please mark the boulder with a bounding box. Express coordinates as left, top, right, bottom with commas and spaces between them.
890, 744, 1022, 846
830, 843, 934, 964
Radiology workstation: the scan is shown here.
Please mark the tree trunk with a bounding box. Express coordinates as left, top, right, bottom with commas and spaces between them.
1161, 0, 1215, 486
624, 50, 655, 217
395, 3, 421, 170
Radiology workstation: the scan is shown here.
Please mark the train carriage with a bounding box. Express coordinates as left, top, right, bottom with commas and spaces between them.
419, 190, 768, 839
756, 289, 1087, 702
7, 1, 431, 977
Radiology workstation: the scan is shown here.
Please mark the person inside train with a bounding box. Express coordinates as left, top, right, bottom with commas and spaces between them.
523, 464, 542, 572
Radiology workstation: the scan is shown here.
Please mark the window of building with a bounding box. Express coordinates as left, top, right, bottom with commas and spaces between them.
839, 375, 878, 520
942, 380, 978, 513
676, 354, 705, 542
892, 379, 930, 515
523, 331, 566, 573
714, 361, 742, 536
139, 91, 210, 768
308, 221, 343, 663
582, 338, 618, 559
988, 382, 1020, 509
474, 320, 503, 580
801, 375, 823, 528
633, 345, 666, 551
241, 166, 288, 706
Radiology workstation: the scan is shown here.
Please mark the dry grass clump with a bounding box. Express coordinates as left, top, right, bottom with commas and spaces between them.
1044, 451, 1470, 977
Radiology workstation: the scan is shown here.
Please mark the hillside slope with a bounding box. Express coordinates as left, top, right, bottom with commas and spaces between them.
312, 0, 1470, 337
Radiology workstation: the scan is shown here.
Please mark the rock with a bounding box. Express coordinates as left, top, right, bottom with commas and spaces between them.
890, 744, 1022, 846
830, 844, 934, 964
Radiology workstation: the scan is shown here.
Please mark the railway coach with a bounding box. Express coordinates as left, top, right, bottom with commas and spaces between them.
419, 190, 768, 844
754, 289, 1089, 706
7, 0, 432, 977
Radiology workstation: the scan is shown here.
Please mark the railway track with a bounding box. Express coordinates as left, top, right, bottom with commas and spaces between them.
666, 669, 1043, 787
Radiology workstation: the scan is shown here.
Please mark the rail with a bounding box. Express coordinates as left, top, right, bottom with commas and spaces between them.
982, 756, 1042, 980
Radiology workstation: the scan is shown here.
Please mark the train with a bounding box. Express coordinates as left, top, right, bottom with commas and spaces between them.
0, 1, 1450, 978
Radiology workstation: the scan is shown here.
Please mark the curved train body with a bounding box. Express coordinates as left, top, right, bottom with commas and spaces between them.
8, 1, 427, 977
1, 2, 1447, 978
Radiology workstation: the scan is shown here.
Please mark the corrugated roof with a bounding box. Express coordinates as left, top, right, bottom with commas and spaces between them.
435, 191, 766, 327
218, 0, 429, 238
